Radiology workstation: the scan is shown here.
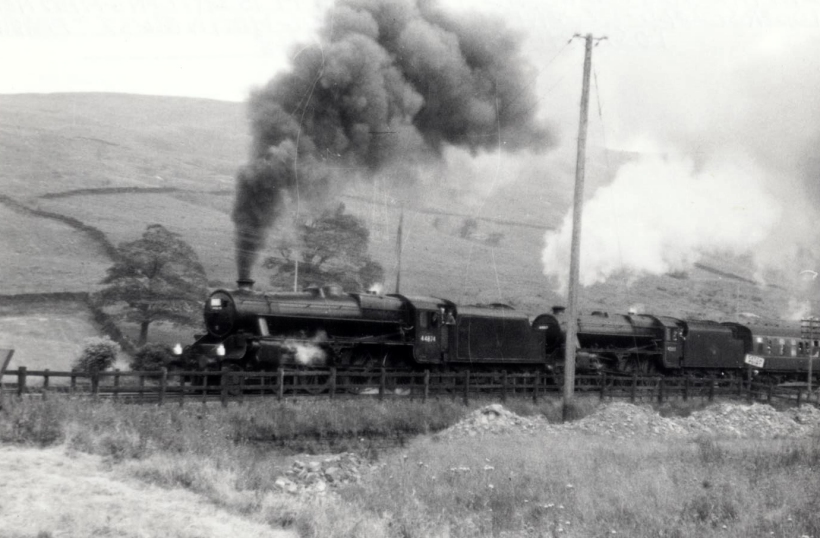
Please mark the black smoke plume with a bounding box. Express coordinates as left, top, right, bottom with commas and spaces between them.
234, 0, 554, 281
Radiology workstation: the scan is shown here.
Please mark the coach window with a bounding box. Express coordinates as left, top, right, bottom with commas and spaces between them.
766, 339, 772, 354
799, 341, 805, 356
791, 339, 798, 357
755, 337, 764, 354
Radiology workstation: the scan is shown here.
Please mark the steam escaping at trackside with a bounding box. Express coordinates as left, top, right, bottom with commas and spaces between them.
279, 330, 329, 366
282, 340, 327, 366
541, 154, 780, 294
234, 0, 555, 281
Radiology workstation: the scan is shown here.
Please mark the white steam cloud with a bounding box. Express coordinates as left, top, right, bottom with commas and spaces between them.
784, 299, 812, 322
281, 330, 329, 366
542, 154, 780, 293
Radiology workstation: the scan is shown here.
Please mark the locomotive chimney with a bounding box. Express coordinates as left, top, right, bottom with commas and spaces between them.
236, 278, 255, 291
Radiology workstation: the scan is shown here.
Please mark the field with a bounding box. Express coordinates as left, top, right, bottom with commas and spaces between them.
0, 204, 109, 294
0, 92, 806, 324
0, 298, 131, 374
1, 396, 819, 538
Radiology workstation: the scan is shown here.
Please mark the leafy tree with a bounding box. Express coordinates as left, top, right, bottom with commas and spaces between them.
263, 204, 384, 292
130, 343, 173, 372
96, 224, 207, 347
73, 336, 120, 372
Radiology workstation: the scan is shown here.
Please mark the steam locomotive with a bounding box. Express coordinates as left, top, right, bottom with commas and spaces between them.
187, 279, 820, 382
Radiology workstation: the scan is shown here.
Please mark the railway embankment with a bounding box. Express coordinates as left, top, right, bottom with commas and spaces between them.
272, 401, 820, 497
438, 401, 820, 440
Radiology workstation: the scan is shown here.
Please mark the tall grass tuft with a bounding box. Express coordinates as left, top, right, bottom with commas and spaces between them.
3, 395, 820, 537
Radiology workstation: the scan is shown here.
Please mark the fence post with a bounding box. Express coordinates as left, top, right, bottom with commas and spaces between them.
709, 379, 715, 402
423, 370, 430, 403
139, 375, 145, 402
501, 371, 508, 402
797, 388, 803, 408
42, 369, 50, 401
630, 373, 637, 403
70, 371, 77, 394
599, 372, 607, 401
201, 372, 208, 406
220, 367, 229, 408
178, 373, 185, 407
737, 377, 743, 398
657, 377, 665, 403
158, 368, 167, 406
0, 349, 14, 381
17, 366, 26, 398
683, 377, 689, 401
767, 382, 773, 404
329, 368, 336, 400
237, 373, 245, 405
91, 370, 99, 400
112, 369, 120, 402
277, 368, 284, 401
533, 371, 540, 404
463, 370, 470, 406
379, 368, 386, 401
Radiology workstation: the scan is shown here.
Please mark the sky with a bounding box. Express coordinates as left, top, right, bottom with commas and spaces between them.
3, 0, 817, 151
3, 0, 820, 289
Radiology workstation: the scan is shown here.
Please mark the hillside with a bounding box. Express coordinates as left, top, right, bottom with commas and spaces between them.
0, 92, 810, 368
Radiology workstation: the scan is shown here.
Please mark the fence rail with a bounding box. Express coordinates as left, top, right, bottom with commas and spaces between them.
2, 366, 818, 408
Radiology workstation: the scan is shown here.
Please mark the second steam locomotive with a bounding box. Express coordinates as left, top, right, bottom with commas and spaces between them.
188, 279, 820, 382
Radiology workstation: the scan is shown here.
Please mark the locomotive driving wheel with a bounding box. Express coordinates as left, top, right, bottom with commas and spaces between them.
222, 363, 244, 397
617, 355, 656, 376
298, 370, 330, 395
344, 349, 383, 394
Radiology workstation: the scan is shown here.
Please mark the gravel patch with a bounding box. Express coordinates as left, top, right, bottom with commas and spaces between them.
439, 401, 820, 441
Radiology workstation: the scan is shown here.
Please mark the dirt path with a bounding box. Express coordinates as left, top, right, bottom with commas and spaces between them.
0, 444, 297, 538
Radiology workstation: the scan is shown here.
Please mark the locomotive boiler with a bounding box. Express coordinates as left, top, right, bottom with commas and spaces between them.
189, 280, 547, 373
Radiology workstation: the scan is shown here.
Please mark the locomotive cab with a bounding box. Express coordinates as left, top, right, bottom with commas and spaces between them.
396, 296, 457, 364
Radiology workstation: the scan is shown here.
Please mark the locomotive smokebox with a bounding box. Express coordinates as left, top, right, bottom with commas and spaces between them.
236, 279, 255, 291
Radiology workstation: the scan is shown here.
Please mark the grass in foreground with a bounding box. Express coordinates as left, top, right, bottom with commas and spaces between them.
2, 395, 819, 537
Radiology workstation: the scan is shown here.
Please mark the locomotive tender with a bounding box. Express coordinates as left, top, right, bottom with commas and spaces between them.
188, 280, 820, 382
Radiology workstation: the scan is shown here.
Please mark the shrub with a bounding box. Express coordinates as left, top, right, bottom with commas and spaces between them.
130, 343, 172, 372
72, 336, 120, 372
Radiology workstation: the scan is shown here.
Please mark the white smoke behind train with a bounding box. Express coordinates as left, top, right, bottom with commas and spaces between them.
541, 154, 780, 294
529, 13, 820, 295
368, 282, 385, 295
784, 299, 812, 322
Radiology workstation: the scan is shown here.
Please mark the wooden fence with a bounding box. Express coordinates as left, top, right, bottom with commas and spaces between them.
1, 366, 818, 408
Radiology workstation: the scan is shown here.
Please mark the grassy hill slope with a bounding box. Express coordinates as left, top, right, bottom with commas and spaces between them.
0, 91, 808, 360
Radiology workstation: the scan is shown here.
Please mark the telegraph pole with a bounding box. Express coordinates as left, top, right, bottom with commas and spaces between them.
395, 206, 404, 294
563, 33, 602, 421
